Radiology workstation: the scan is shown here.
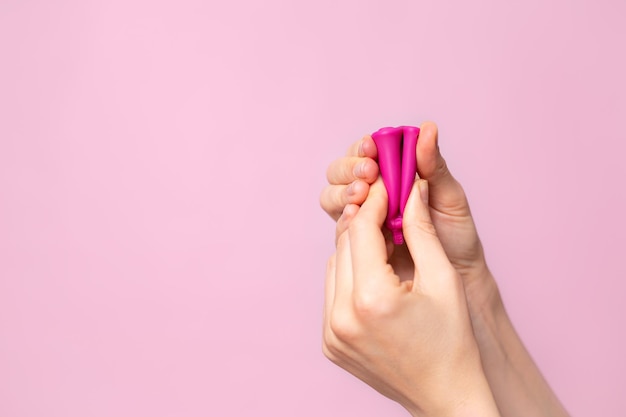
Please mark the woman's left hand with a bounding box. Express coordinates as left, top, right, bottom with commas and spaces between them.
323, 178, 500, 417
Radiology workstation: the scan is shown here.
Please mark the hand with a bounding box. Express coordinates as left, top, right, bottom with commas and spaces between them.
323, 178, 500, 417
320, 122, 495, 319
321, 123, 570, 417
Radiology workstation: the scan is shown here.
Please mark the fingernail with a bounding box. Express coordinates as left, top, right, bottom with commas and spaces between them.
347, 182, 356, 196
358, 141, 364, 156
353, 162, 365, 178
343, 203, 358, 217
419, 180, 429, 204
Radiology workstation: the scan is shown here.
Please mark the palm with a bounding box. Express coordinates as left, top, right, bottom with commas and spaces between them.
429, 207, 483, 277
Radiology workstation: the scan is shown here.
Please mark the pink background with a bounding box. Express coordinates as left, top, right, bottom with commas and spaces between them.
1, 0, 625, 416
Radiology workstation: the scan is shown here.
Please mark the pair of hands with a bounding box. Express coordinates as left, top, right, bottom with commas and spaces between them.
321, 122, 496, 317
320, 123, 501, 416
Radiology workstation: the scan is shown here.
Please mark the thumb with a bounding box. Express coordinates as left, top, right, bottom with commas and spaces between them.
416, 122, 470, 217
403, 179, 456, 294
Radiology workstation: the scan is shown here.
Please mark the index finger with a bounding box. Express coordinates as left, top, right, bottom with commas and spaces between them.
348, 179, 396, 294
346, 135, 378, 159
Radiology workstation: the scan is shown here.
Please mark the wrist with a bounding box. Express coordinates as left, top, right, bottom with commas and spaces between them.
465, 273, 571, 417
464, 266, 507, 353
461, 266, 511, 379
405, 369, 501, 417
461, 261, 503, 326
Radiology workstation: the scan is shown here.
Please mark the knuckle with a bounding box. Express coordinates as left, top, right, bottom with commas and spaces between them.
329, 310, 358, 342
336, 228, 350, 248
319, 187, 331, 210
325, 161, 336, 183
320, 186, 347, 220
435, 156, 450, 178
322, 329, 344, 363
326, 158, 352, 184
344, 159, 359, 181
405, 219, 438, 237
321, 341, 335, 361
319, 185, 326, 202
319, 187, 334, 209
322, 327, 336, 357
323, 344, 344, 366
347, 138, 362, 157
353, 293, 377, 317
353, 291, 392, 319
347, 216, 367, 235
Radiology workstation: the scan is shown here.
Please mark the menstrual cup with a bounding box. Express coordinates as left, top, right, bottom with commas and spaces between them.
371, 126, 420, 245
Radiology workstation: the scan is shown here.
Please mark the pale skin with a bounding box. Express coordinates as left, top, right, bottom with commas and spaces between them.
320, 122, 570, 417
324, 178, 501, 417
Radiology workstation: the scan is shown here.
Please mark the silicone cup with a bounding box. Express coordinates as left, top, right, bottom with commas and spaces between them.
371, 125, 420, 245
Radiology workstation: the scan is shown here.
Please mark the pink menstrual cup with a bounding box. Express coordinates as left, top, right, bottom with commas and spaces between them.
371, 126, 420, 245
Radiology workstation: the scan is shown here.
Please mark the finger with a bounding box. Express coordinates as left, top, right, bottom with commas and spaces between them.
323, 253, 354, 366
320, 181, 370, 221
402, 179, 457, 295
333, 230, 354, 309
336, 204, 359, 245
346, 135, 378, 159
416, 121, 470, 217
324, 254, 337, 328
326, 156, 379, 185
349, 178, 395, 294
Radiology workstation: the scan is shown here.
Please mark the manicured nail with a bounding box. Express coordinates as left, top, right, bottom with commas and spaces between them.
419, 180, 429, 204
